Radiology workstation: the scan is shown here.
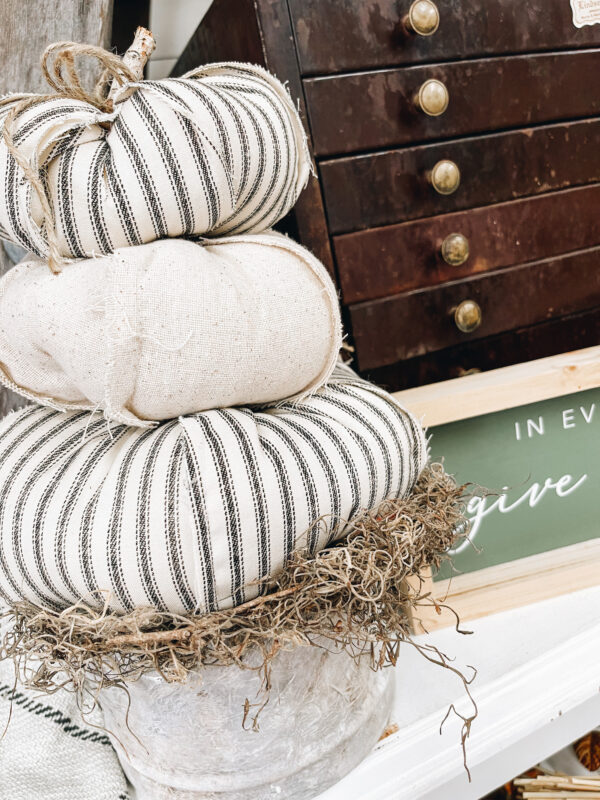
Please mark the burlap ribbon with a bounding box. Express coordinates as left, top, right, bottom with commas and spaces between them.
0, 32, 151, 273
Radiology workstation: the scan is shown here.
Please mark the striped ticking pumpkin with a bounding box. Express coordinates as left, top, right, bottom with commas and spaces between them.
0, 364, 427, 615
0, 63, 310, 260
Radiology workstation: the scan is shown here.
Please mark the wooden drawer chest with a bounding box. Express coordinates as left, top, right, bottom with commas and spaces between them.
174, 0, 600, 390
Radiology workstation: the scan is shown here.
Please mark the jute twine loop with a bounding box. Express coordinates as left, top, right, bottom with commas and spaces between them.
0, 41, 139, 274
41, 41, 137, 113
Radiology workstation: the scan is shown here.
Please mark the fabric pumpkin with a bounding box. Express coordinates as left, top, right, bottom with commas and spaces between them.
0, 364, 427, 615
0, 231, 341, 426
0, 63, 310, 259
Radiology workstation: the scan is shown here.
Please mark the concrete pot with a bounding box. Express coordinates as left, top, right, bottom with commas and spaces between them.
99, 645, 394, 799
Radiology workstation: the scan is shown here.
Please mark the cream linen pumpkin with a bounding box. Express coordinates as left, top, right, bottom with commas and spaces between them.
0, 231, 341, 426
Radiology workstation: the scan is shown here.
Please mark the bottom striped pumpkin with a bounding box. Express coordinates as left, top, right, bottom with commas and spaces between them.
0, 364, 427, 615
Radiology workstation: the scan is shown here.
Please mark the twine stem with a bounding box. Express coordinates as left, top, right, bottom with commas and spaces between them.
0, 27, 155, 273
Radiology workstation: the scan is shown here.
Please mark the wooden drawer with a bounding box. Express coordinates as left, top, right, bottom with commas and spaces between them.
321, 119, 600, 234
334, 184, 600, 304
366, 307, 600, 391
180, 0, 600, 393
304, 50, 600, 157
349, 247, 600, 370
289, 0, 600, 75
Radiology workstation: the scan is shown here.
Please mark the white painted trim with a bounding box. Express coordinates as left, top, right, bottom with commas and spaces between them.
149, 0, 213, 60
317, 591, 600, 800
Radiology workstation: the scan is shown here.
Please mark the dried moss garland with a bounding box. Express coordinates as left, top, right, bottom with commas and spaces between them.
1, 464, 470, 693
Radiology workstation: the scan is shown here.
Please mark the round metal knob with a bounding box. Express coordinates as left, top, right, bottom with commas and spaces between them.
414, 79, 449, 116
454, 300, 482, 333
406, 0, 440, 36
430, 159, 460, 195
441, 233, 469, 266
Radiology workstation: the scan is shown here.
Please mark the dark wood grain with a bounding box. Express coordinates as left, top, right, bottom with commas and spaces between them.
289, 0, 600, 75
173, 0, 264, 74
173, 0, 336, 277
111, 0, 150, 56
305, 50, 600, 157
335, 183, 600, 303
253, 0, 335, 276
365, 307, 600, 391
349, 246, 600, 369
321, 119, 600, 234
166, 0, 600, 389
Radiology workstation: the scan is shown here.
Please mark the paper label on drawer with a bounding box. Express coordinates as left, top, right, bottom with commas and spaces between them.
570, 0, 600, 26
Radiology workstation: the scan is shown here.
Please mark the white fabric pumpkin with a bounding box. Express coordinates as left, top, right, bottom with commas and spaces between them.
0, 364, 427, 615
0, 63, 310, 259
0, 231, 341, 426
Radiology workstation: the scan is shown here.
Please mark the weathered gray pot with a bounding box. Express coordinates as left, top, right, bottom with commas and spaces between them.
99, 645, 394, 799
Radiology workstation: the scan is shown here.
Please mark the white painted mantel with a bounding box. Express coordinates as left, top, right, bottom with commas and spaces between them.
317, 586, 600, 800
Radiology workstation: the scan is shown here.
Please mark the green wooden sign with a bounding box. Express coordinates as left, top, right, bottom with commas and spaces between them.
431, 386, 600, 581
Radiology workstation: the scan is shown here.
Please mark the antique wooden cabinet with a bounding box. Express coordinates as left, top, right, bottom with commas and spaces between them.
174, 0, 600, 390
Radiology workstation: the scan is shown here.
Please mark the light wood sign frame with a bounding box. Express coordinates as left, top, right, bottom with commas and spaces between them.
393, 345, 600, 631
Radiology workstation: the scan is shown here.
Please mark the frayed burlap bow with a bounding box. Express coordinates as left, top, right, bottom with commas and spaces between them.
0, 27, 155, 273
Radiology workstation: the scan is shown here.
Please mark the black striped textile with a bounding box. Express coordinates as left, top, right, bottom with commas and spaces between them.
0, 63, 310, 259
0, 364, 427, 615
0, 618, 131, 799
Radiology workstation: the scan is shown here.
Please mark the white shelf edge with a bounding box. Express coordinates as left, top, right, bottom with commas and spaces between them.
318, 617, 600, 800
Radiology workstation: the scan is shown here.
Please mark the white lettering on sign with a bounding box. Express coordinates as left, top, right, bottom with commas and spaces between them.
446, 397, 598, 557
581, 404, 596, 423
571, 0, 600, 27
527, 416, 545, 438
449, 473, 588, 555
514, 403, 597, 440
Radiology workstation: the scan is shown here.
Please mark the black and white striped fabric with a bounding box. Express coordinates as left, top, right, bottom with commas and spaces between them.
0, 62, 310, 259
0, 617, 130, 800
0, 364, 427, 615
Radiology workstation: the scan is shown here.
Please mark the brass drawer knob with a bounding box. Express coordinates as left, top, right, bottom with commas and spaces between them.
430, 159, 460, 195
406, 0, 440, 36
454, 300, 482, 333
414, 78, 449, 116
441, 232, 469, 266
